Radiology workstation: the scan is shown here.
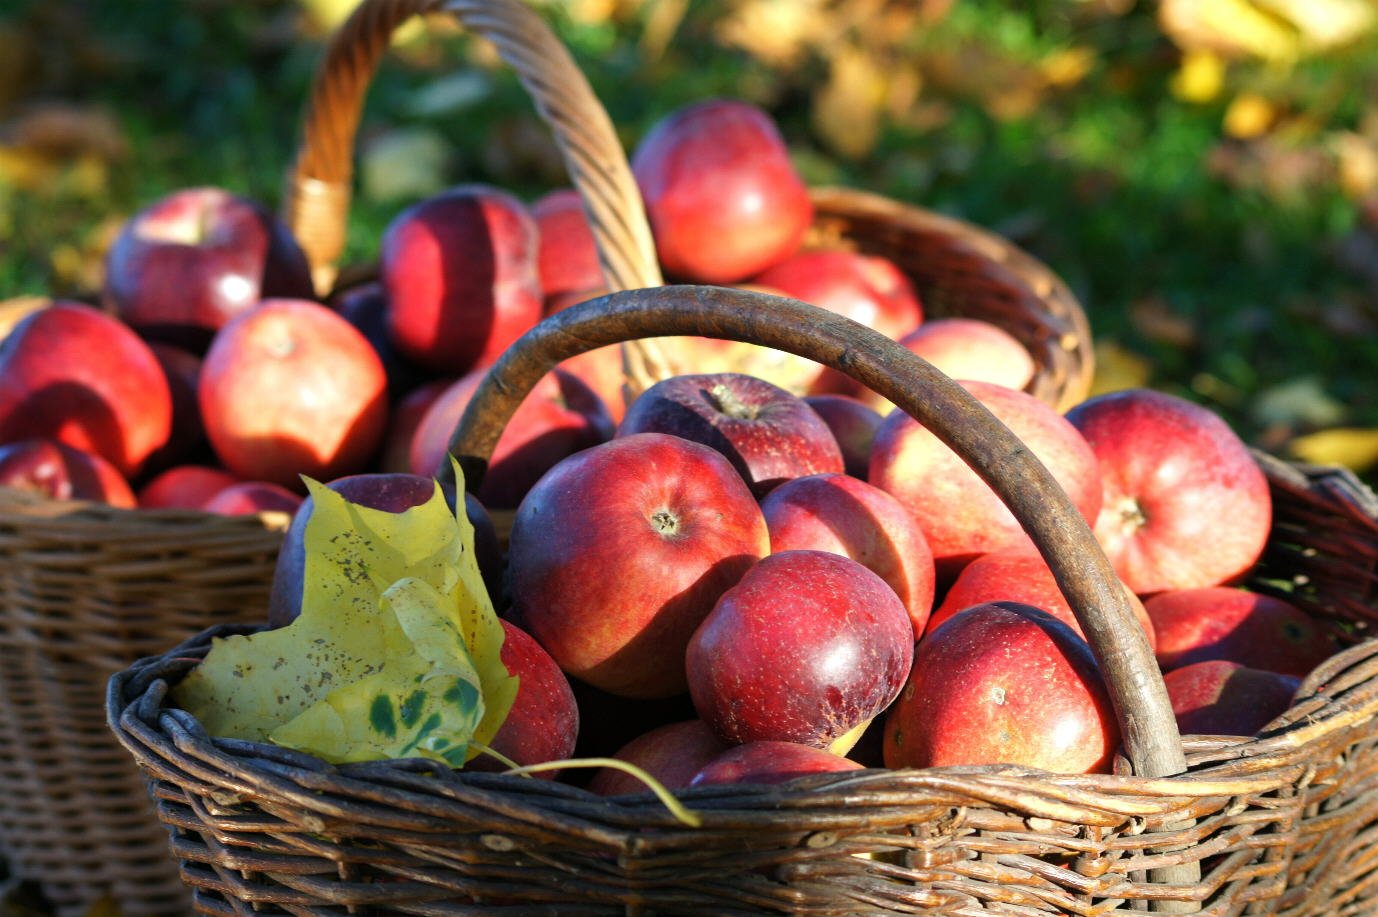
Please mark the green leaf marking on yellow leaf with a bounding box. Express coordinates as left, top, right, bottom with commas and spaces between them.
171, 464, 517, 766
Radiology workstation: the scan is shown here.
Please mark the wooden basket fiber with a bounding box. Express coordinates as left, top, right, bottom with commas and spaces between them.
284, 0, 1095, 413
109, 286, 1378, 917
0, 1, 655, 913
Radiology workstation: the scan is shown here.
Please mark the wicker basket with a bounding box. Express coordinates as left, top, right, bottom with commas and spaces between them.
0, 1, 657, 913
109, 285, 1378, 916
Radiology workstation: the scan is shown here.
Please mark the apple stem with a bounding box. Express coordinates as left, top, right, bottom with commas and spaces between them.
501, 757, 703, 828
708, 383, 758, 421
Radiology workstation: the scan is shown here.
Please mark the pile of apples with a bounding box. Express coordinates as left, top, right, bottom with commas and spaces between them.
0, 96, 1334, 788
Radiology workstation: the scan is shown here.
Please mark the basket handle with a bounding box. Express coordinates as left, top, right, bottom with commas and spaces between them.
443, 284, 1188, 785
282, 0, 676, 387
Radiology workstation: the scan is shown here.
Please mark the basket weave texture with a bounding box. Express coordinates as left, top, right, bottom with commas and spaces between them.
107, 286, 1378, 917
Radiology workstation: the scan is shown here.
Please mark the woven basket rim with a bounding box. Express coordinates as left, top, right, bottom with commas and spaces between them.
0, 484, 293, 531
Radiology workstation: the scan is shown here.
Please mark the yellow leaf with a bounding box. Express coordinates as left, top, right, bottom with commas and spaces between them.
1170, 49, 1225, 104
1224, 92, 1277, 139
1041, 47, 1096, 89
1288, 428, 1378, 474
812, 44, 887, 160
172, 467, 516, 766
0, 296, 49, 344
1089, 340, 1153, 397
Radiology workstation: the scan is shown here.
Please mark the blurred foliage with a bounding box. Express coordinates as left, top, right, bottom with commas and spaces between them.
2, 0, 1377, 480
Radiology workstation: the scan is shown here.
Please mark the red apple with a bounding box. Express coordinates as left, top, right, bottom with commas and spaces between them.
884, 602, 1120, 774
199, 298, 389, 489
138, 464, 239, 509
143, 342, 207, 473
587, 719, 729, 796
760, 473, 935, 638
1145, 587, 1336, 678
869, 379, 1102, 579
202, 480, 303, 516
686, 550, 914, 751
0, 439, 135, 508
381, 184, 543, 375
754, 249, 922, 343
802, 394, 882, 480
632, 99, 813, 283
689, 740, 863, 787
0, 301, 172, 478
617, 372, 844, 497
467, 620, 578, 777
533, 188, 604, 300
102, 186, 314, 350
410, 367, 614, 510
1065, 389, 1272, 595
929, 547, 1155, 649
333, 282, 429, 400
266, 473, 503, 628
379, 378, 452, 475
1164, 660, 1301, 737
508, 432, 770, 698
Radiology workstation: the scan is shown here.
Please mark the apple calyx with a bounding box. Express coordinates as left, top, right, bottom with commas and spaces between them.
1113, 495, 1148, 532
709, 383, 758, 421
650, 508, 681, 537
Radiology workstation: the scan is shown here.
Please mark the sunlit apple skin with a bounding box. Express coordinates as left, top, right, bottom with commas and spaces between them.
138, 465, 240, 510
381, 184, 543, 375
761, 473, 935, 638
0, 302, 172, 479
802, 394, 882, 480
929, 547, 1155, 650
1164, 660, 1301, 737
754, 249, 922, 343
0, 439, 135, 508
533, 189, 604, 300
883, 602, 1120, 774
201, 481, 303, 517
617, 372, 844, 497
265, 473, 502, 628
686, 550, 914, 750
102, 186, 314, 350
869, 380, 1102, 580
587, 719, 729, 796
689, 740, 864, 787
409, 367, 613, 510
198, 298, 388, 490
466, 620, 578, 778
508, 432, 770, 699
1145, 587, 1337, 678
1065, 389, 1272, 595
632, 99, 813, 284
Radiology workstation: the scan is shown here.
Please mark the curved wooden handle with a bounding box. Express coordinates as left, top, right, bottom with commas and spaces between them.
282, 0, 663, 305
445, 284, 1187, 786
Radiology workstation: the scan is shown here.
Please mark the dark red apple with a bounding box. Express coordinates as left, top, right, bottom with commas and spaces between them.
379, 378, 452, 474
0, 301, 172, 479
1164, 660, 1301, 737
202, 480, 303, 516
883, 602, 1120, 773
102, 186, 314, 350
508, 432, 770, 698
0, 439, 135, 507
632, 98, 813, 283
869, 379, 1102, 580
533, 188, 604, 300
1145, 586, 1336, 678
686, 550, 914, 751
199, 298, 388, 489
333, 282, 429, 400
266, 473, 503, 628
617, 372, 844, 497
760, 473, 935, 638
410, 367, 614, 509
754, 249, 922, 344
143, 342, 207, 473
586, 719, 729, 796
138, 464, 239, 509
929, 547, 1155, 649
802, 394, 882, 480
689, 740, 863, 787
567, 679, 699, 768
467, 620, 578, 777
1065, 389, 1272, 595
381, 184, 543, 375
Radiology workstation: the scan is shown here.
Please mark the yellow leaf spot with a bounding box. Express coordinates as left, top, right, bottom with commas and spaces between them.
1041, 47, 1096, 89
1288, 428, 1378, 474
1224, 93, 1277, 139
1170, 50, 1225, 104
